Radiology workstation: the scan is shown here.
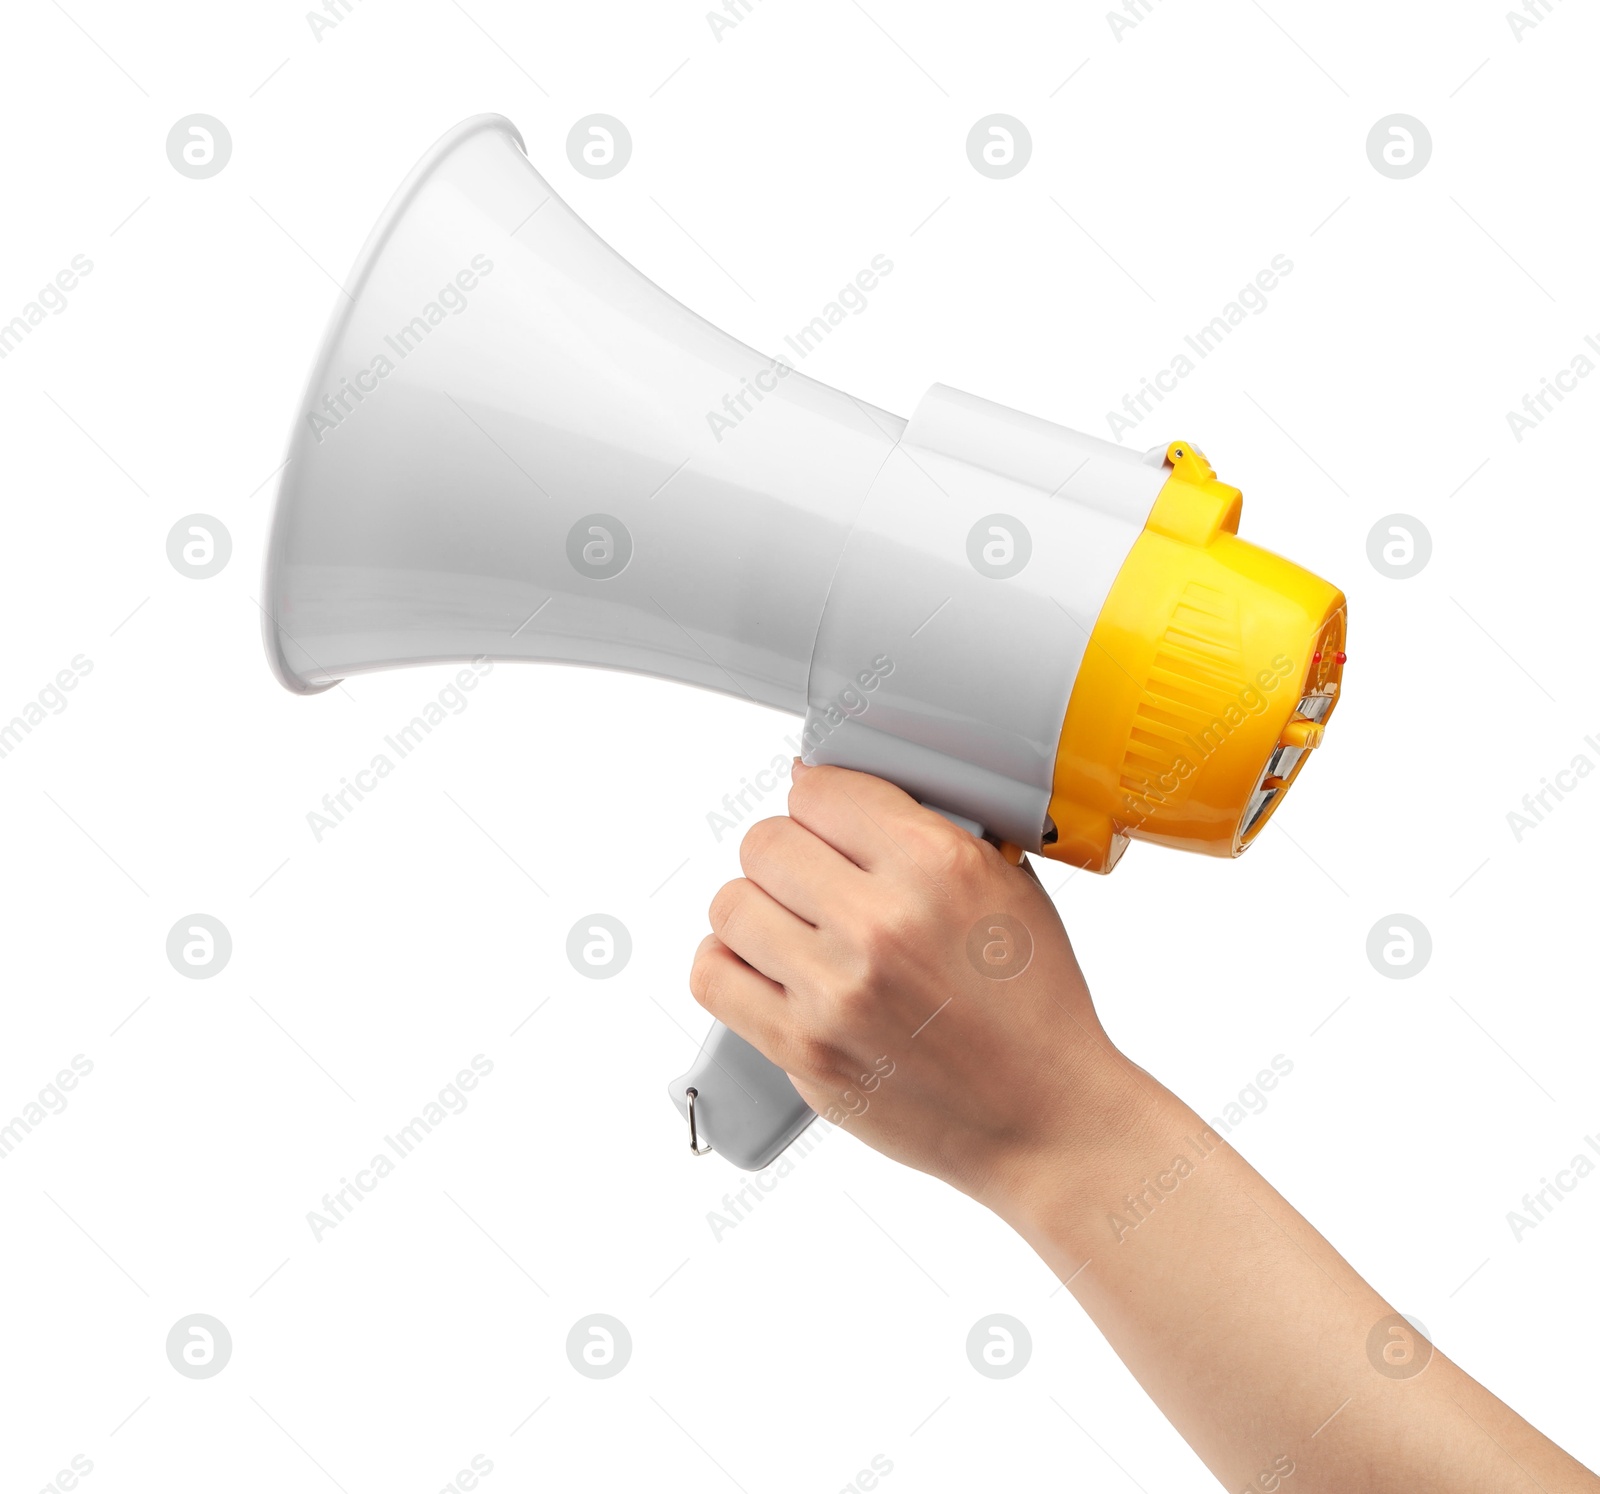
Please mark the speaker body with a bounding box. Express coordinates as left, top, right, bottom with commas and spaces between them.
263, 115, 1192, 851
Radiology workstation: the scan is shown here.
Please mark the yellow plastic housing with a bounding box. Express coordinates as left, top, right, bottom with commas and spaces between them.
1042, 443, 1346, 873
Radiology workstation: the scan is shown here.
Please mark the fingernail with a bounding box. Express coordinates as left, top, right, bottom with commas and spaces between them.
791, 757, 810, 777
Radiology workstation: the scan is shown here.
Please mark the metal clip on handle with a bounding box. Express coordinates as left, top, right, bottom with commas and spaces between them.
684, 1088, 714, 1156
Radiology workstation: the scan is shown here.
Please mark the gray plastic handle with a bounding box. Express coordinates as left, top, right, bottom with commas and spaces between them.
666, 1024, 816, 1172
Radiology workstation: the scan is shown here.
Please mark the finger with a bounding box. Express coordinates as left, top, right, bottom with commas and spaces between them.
707, 877, 824, 993
688, 935, 821, 1079
738, 814, 870, 928
787, 762, 958, 875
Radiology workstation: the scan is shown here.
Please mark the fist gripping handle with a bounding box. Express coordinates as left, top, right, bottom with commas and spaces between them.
667, 804, 990, 1169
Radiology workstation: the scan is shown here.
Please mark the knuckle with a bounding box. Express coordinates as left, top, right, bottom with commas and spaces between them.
738, 815, 787, 874
856, 920, 899, 977
823, 960, 878, 1023
687, 948, 720, 1013
926, 825, 987, 884
786, 763, 833, 817
707, 878, 748, 937
687, 956, 716, 1012
857, 900, 919, 973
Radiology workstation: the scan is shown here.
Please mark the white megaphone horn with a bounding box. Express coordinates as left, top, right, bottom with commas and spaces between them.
263, 115, 1347, 1171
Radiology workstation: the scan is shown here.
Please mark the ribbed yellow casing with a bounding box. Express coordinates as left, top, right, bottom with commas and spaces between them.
1041, 443, 1346, 873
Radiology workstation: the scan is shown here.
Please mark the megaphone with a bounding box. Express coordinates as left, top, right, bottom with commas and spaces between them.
263, 115, 1347, 1171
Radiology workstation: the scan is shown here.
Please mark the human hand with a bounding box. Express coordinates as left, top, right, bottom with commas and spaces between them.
688, 763, 1139, 1212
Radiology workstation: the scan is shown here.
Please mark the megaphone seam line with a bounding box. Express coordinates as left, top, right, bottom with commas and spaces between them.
793, 405, 907, 731
1050, 596, 1141, 691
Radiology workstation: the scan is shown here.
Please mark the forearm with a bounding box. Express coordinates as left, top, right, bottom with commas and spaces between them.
993, 1052, 1597, 1493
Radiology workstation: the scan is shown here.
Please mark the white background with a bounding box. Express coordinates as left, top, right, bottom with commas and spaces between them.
3, 1, 1598, 1490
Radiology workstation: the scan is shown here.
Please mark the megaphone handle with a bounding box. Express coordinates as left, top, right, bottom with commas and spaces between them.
668, 803, 1023, 1169
667, 1021, 817, 1171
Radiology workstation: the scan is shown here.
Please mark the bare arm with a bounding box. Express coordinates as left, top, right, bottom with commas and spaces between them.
689, 764, 1597, 1494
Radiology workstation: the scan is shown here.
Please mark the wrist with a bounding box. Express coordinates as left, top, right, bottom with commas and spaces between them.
979, 1049, 1186, 1261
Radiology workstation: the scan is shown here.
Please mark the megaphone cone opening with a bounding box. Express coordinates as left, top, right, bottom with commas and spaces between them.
261, 114, 527, 696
